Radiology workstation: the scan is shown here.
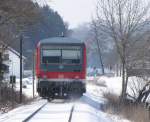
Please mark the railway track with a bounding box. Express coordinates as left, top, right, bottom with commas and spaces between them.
22, 102, 48, 122
22, 101, 75, 122
0, 92, 103, 122
68, 104, 75, 122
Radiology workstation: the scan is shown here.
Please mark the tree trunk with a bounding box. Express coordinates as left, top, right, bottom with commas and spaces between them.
97, 40, 105, 75
121, 60, 126, 101
136, 82, 150, 103
116, 64, 119, 76
119, 63, 122, 76
95, 34, 105, 75
143, 90, 150, 103
121, 44, 126, 101
121, 43, 127, 102
124, 71, 128, 97
0, 52, 3, 81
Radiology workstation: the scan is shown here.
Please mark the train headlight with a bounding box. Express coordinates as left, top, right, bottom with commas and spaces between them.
43, 75, 47, 79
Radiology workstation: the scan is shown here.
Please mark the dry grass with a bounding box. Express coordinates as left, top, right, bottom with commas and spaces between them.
0, 86, 35, 113
103, 92, 150, 122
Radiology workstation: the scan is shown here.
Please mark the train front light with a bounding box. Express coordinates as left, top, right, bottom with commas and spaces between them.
43, 75, 47, 79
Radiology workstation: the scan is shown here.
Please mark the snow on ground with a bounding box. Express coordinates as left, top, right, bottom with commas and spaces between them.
0, 99, 47, 122
71, 102, 111, 122
85, 82, 130, 122
15, 77, 38, 98
0, 94, 130, 122
29, 101, 74, 122
96, 75, 150, 103
126, 76, 148, 100
87, 76, 122, 96
86, 75, 150, 121
87, 75, 149, 99
0, 76, 132, 122
105, 113, 130, 122
102, 77, 122, 95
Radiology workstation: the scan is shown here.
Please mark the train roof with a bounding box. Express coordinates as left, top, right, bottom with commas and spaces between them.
38, 37, 84, 45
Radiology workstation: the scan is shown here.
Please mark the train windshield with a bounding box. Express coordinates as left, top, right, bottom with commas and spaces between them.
62, 50, 80, 64
42, 49, 61, 63
42, 46, 81, 65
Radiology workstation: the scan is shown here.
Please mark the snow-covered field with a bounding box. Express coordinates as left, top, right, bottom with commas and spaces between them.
88, 76, 150, 103
0, 76, 132, 122
86, 78, 130, 122
87, 76, 122, 95
15, 77, 38, 98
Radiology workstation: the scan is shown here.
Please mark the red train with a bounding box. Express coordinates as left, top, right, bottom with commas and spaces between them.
35, 37, 86, 99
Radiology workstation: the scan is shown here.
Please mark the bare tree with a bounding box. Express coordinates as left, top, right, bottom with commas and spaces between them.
0, 0, 39, 27
0, 0, 41, 49
0, 0, 40, 52
91, 20, 105, 75
0, 0, 40, 83
96, 0, 150, 100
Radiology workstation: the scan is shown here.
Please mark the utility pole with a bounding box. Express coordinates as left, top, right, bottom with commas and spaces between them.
20, 35, 23, 103
0, 53, 2, 81
32, 51, 35, 98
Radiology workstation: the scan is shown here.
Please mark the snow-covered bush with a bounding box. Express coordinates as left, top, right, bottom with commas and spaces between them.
103, 92, 149, 122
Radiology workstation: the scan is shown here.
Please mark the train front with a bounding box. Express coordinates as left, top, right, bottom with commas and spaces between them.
36, 37, 86, 99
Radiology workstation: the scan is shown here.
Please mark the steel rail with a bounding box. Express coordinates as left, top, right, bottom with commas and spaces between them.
22, 102, 48, 122
68, 104, 75, 122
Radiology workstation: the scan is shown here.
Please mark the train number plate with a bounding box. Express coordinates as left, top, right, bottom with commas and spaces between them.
58, 74, 64, 78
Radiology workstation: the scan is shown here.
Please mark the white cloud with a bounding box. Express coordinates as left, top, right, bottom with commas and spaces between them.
49, 0, 96, 28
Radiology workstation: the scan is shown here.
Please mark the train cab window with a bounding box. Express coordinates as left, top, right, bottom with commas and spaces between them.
62, 50, 81, 64
42, 49, 61, 63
